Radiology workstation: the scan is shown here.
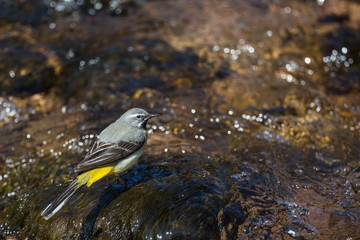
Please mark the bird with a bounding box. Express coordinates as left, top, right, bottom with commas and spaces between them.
41, 108, 157, 220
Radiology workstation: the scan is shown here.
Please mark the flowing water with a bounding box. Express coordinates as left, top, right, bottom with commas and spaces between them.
0, 0, 359, 239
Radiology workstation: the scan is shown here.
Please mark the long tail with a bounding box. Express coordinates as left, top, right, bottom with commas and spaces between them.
41, 180, 83, 220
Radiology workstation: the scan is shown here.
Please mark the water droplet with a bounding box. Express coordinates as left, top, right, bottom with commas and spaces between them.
5, 159, 14, 168
212, 45, 220, 52
49, 23, 56, 29
248, 46, 255, 53
94, 2, 103, 10
9, 71, 15, 78
284, 7, 291, 14
80, 104, 87, 110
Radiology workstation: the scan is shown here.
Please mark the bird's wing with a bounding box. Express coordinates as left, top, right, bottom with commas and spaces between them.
74, 140, 145, 173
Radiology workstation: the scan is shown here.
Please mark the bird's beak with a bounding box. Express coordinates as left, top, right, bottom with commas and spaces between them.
147, 114, 158, 119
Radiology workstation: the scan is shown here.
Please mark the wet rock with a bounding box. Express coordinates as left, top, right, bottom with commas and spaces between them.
0, 0, 50, 25
2, 163, 227, 239
218, 203, 247, 239
0, 26, 62, 96
327, 209, 360, 239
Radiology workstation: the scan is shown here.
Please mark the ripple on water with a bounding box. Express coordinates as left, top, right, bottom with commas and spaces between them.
285, 220, 319, 240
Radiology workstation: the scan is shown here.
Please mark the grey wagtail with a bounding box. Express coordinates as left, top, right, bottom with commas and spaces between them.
41, 108, 157, 220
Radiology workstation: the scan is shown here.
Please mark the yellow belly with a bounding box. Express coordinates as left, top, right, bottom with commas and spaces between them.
76, 166, 114, 187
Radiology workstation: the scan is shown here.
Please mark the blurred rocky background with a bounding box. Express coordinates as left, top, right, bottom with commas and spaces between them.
0, 0, 359, 239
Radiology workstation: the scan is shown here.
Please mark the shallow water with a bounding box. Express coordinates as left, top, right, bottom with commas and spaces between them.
0, 0, 360, 239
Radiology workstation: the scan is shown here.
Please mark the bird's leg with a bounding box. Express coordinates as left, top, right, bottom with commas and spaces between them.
116, 175, 127, 188
106, 176, 110, 188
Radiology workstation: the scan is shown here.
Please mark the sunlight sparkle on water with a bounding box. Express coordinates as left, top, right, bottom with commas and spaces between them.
0, 98, 32, 124
217, 39, 256, 61
283, 7, 291, 14
285, 61, 299, 72
212, 45, 220, 52
279, 73, 296, 83
323, 48, 353, 71
49, 23, 56, 29
317, 0, 325, 5
9, 70, 15, 78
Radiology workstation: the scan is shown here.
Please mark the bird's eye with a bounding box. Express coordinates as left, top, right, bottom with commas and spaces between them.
136, 115, 141, 119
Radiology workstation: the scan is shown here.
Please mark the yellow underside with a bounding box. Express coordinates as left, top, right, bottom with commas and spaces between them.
76, 166, 114, 187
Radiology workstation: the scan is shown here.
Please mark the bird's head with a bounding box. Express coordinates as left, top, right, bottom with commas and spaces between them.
118, 108, 158, 129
